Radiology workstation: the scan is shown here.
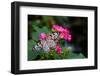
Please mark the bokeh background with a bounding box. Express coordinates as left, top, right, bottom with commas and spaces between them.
28, 15, 88, 61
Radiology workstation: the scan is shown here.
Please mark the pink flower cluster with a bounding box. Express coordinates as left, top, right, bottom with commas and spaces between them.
39, 25, 72, 54
52, 25, 72, 41
52, 25, 72, 54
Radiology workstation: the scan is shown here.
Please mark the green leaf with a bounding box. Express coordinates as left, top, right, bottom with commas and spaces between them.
66, 51, 85, 59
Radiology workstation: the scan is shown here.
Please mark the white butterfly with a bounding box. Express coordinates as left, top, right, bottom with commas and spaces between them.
32, 32, 59, 52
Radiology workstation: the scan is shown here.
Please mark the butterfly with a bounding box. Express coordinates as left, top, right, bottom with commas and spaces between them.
32, 32, 59, 52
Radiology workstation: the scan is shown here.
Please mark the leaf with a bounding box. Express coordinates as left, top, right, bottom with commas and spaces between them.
66, 51, 85, 59
61, 47, 85, 59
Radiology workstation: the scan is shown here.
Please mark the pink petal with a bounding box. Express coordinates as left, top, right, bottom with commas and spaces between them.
39, 33, 46, 40
55, 45, 62, 54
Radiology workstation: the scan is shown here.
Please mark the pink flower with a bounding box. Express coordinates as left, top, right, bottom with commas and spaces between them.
63, 28, 70, 33
59, 32, 65, 38
67, 35, 72, 41
39, 33, 47, 40
52, 25, 72, 41
52, 25, 64, 32
59, 32, 72, 41
55, 45, 62, 54
64, 34, 72, 42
